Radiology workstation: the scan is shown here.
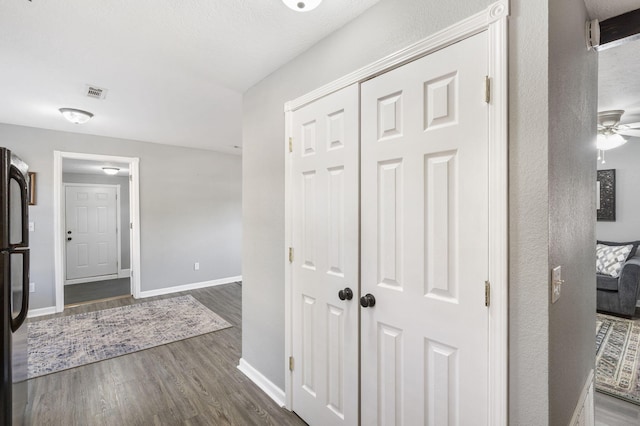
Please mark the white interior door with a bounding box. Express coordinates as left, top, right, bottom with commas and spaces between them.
291, 84, 359, 426
360, 32, 490, 425
65, 185, 118, 281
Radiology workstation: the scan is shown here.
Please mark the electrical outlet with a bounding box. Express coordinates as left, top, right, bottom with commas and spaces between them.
194, 262, 199, 271
551, 266, 563, 304
29, 282, 35, 293
29, 222, 35, 232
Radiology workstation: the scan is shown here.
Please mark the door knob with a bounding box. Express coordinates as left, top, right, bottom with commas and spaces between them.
67, 237, 72, 241
360, 294, 376, 308
338, 287, 353, 301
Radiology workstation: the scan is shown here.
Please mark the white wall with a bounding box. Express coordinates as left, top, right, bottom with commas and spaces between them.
243, 0, 598, 423
596, 140, 640, 242
63, 173, 131, 270
2, 123, 242, 310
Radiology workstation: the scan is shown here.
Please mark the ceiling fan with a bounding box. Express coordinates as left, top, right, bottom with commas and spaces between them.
597, 110, 640, 151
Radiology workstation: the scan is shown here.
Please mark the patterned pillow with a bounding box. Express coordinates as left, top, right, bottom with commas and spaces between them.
596, 244, 633, 278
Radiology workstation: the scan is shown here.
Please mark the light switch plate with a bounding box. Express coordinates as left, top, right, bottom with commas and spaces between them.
551, 266, 562, 304
29, 222, 35, 232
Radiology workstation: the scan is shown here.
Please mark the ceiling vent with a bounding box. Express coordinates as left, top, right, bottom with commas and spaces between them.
85, 85, 107, 100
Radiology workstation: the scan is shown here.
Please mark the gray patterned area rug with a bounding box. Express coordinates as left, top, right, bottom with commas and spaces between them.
596, 313, 640, 404
28, 295, 232, 379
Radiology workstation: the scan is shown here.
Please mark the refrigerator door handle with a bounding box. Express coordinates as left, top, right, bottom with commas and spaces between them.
10, 248, 30, 332
9, 164, 29, 248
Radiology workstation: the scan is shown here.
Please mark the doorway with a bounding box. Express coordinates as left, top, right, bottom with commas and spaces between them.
53, 151, 141, 312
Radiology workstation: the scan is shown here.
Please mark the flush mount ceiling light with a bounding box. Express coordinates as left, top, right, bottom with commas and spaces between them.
59, 108, 94, 124
282, 0, 322, 12
102, 167, 120, 175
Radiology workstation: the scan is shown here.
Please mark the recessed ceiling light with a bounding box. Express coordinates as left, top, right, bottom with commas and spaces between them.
102, 167, 120, 175
282, 0, 322, 12
59, 108, 94, 124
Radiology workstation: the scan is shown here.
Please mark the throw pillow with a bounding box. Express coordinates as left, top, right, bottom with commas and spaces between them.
596, 244, 633, 278
597, 240, 640, 260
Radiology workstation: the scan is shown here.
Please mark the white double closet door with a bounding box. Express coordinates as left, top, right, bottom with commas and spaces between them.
291, 32, 490, 426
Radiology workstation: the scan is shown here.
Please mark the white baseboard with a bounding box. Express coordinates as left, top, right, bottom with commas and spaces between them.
118, 268, 131, 279
28, 306, 57, 318
237, 358, 286, 407
138, 275, 242, 299
570, 369, 595, 426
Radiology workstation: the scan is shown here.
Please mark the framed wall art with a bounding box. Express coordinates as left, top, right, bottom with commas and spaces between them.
597, 169, 615, 221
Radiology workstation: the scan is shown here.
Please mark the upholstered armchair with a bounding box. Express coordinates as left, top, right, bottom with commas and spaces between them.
596, 240, 640, 318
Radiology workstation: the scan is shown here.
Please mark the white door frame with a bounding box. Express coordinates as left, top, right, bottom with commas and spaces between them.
63, 183, 122, 285
283, 1, 508, 424
54, 151, 142, 312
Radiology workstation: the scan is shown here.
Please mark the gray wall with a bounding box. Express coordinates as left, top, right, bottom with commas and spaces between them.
2, 123, 242, 310
63, 173, 131, 270
508, 0, 550, 421
596, 140, 640, 241
548, 0, 598, 424
243, 0, 598, 423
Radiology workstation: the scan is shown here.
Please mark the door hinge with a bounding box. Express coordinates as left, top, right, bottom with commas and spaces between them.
289, 356, 294, 371
129, 175, 133, 182
288, 247, 294, 263
484, 76, 491, 104
485, 280, 491, 307
130, 223, 133, 229
289, 137, 293, 153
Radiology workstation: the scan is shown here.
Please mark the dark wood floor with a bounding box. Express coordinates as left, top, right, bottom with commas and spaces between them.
64, 278, 131, 306
26, 283, 306, 425
596, 391, 640, 425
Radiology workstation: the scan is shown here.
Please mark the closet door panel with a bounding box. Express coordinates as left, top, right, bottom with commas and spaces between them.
291, 83, 360, 426
361, 32, 490, 426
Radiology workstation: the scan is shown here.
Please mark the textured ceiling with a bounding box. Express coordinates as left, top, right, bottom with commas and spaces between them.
0, 0, 380, 153
585, 0, 640, 127
584, 0, 640, 21
598, 38, 640, 125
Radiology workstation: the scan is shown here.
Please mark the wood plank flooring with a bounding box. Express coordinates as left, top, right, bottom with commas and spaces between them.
26, 283, 306, 426
64, 278, 131, 306
596, 391, 640, 425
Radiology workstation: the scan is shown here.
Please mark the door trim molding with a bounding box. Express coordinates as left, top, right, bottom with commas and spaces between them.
283, 1, 508, 424
54, 151, 141, 312
62, 183, 122, 286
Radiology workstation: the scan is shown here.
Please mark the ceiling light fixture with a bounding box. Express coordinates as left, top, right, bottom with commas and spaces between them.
282, 0, 322, 12
597, 131, 627, 151
102, 167, 120, 175
59, 108, 94, 124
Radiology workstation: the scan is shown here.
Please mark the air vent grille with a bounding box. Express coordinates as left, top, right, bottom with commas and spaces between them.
85, 85, 107, 100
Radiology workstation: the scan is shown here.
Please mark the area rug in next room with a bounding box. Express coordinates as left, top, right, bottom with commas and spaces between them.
596, 313, 640, 404
28, 295, 232, 379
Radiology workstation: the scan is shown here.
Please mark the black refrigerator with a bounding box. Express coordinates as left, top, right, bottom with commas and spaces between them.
0, 147, 30, 425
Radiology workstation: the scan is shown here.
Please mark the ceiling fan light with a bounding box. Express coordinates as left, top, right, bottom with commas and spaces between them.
597, 132, 627, 151
59, 108, 93, 124
102, 167, 120, 175
282, 0, 322, 12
